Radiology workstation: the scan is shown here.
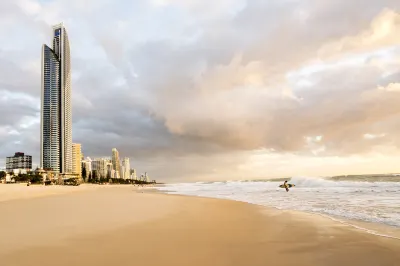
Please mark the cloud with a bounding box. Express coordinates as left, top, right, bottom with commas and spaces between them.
318, 8, 400, 60
129, 8, 400, 157
363, 133, 386, 140
378, 82, 400, 91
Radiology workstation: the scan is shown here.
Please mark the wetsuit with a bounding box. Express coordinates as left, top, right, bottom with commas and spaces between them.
283, 182, 289, 192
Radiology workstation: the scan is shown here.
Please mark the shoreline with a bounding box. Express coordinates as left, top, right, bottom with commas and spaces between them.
1, 185, 400, 266
155, 185, 400, 241
158, 189, 400, 241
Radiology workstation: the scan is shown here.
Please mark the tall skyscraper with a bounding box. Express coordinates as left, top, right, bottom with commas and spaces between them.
122, 157, 130, 180
40, 22, 72, 174
112, 148, 121, 178
72, 143, 82, 177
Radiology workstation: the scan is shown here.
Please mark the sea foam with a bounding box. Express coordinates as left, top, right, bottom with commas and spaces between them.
157, 176, 400, 236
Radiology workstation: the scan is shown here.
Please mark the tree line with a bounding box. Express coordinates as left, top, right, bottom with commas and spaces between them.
0, 169, 156, 185
0, 171, 43, 184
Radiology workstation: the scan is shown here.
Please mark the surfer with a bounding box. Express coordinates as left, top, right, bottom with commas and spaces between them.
283, 181, 289, 192
279, 180, 295, 191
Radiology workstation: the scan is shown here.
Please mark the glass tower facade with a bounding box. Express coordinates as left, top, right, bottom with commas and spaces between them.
41, 23, 72, 174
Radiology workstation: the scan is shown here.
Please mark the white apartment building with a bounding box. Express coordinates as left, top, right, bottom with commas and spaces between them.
131, 169, 137, 180
112, 148, 121, 178
122, 157, 130, 180
81, 158, 92, 179
91, 158, 110, 178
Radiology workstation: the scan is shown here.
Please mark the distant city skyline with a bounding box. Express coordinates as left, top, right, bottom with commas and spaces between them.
79, 148, 139, 180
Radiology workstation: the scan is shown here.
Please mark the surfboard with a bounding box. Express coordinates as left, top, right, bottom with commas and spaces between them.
279, 184, 295, 188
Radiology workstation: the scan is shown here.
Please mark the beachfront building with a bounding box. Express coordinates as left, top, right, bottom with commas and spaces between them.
112, 148, 121, 178
41, 22, 73, 174
81, 157, 92, 179
72, 143, 82, 177
144, 172, 150, 182
121, 165, 125, 179
122, 157, 130, 179
131, 169, 137, 180
6, 152, 32, 174
106, 160, 113, 179
110, 169, 116, 179
91, 158, 109, 178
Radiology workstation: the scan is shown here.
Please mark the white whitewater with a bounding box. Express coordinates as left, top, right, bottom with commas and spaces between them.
157, 176, 400, 238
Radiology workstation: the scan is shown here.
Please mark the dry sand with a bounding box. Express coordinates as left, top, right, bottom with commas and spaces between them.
0, 184, 399, 266
0, 183, 100, 202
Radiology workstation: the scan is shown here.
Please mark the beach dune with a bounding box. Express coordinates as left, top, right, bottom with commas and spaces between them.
0, 185, 399, 266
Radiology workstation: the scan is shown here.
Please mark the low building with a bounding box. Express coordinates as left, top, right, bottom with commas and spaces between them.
12, 169, 28, 175
6, 152, 32, 173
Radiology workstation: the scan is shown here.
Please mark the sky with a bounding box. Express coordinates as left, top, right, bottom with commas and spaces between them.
0, 0, 400, 182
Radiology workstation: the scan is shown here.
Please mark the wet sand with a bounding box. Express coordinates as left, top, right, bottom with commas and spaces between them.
0, 185, 399, 266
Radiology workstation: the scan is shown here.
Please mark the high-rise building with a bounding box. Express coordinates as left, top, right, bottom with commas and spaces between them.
91, 158, 109, 179
122, 157, 130, 180
111, 169, 116, 179
72, 143, 82, 177
121, 165, 125, 179
81, 158, 91, 179
131, 169, 137, 180
41, 22, 72, 174
6, 152, 32, 172
106, 161, 113, 179
144, 172, 150, 182
112, 148, 121, 178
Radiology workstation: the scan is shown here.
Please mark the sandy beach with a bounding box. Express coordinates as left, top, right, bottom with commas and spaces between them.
1, 184, 399, 266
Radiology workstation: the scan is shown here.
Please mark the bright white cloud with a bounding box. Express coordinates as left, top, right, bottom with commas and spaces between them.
363, 133, 386, 140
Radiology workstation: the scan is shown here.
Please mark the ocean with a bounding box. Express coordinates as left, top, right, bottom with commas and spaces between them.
156, 176, 400, 237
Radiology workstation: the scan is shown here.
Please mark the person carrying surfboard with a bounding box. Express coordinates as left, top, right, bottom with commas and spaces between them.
283, 180, 289, 192
279, 180, 295, 191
